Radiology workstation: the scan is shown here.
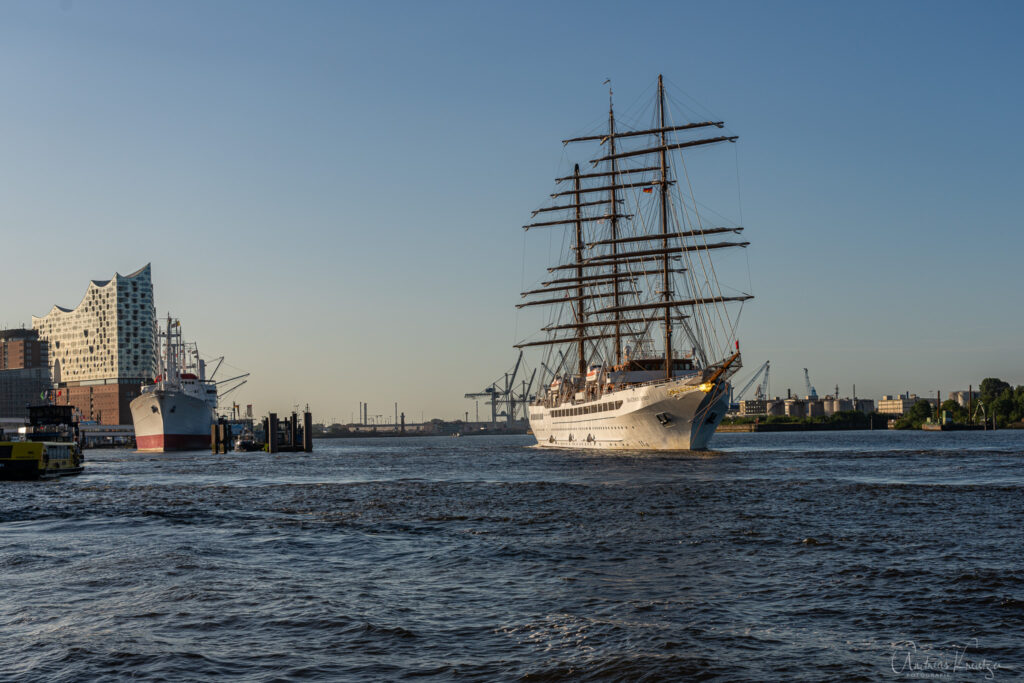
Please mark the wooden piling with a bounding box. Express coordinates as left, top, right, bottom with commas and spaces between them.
268, 413, 279, 453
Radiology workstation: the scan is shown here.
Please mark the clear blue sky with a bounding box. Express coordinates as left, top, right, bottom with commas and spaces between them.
1, 0, 1022, 421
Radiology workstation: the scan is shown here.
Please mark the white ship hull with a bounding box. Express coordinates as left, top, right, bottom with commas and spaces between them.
130, 389, 214, 452
528, 377, 730, 450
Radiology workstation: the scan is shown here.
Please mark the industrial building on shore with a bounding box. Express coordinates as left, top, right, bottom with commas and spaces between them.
738, 390, 980, 419
738, 395, 875, 418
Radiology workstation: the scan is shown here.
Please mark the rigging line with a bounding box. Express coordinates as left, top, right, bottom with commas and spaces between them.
726, 301, 745, 353
668, 103, 733, 362
678, 317, 702, 365
677, 162, 729, 360
671, 193, 712, 366
640, 179, 702, 362
667, 104, 735, 329
616, 80, 658, 134
661, 165, 707, 361
671, 185, 741, 227
735, 143, 754, 298
623, 183, 662, 313
734, 143, 745, 228
515, 228, 528, 346
662, 76, 725, 132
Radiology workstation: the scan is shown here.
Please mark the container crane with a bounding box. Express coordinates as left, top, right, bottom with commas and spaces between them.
464, 351, 536, 424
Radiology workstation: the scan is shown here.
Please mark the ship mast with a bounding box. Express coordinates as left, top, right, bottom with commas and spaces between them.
658, 74, 672, 379
573, 164, 586, 377
516, 77, 750, 384
607, 86, 622, 366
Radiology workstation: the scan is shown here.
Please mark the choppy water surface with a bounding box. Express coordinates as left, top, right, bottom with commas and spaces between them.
2, 431, 1023, 681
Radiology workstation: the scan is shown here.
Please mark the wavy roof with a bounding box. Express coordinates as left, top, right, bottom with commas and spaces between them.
32, 263, 151, 321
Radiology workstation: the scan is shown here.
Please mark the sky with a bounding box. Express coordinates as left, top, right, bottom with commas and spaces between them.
1, 0, 1022, 422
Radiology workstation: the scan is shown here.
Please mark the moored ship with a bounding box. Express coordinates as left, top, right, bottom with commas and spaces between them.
516, 76, 752, 450
130, 316, 218, 452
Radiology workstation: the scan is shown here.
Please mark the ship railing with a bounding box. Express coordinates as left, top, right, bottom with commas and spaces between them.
541, 374, 705, 410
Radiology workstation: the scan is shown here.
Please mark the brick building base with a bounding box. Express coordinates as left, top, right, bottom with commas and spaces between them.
53, 381, 145, 425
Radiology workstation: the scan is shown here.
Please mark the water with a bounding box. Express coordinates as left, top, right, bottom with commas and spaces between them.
2, 431, 1023, 681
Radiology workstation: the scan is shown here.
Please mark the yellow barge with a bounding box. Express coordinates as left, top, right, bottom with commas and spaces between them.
0, 405, 84, 481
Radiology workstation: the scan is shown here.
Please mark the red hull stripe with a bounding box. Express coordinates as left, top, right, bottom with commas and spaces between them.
136, 433, 211, 452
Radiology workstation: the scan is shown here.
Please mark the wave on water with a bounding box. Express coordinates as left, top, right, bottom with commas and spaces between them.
1, 431, 1022, 681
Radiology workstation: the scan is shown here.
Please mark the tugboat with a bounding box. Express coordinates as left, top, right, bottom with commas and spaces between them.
0, 405, 84, 480
233, 428, 261, 452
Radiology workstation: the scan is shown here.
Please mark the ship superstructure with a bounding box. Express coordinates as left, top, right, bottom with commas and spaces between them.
517, 76, 752, 450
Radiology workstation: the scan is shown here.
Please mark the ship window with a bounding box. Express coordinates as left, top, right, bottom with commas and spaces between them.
615, 401, 623, 409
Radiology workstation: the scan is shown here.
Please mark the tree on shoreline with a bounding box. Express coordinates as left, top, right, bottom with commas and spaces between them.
976, 378, 1023, 426
894, 400, 934, 429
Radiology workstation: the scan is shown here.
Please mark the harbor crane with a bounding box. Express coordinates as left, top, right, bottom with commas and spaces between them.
803, 368, 818, 400
729, 360, 770, 411
464, 351, 537, 424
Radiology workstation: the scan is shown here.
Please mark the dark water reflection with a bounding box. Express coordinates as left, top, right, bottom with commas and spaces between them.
1, 431, 1022, 681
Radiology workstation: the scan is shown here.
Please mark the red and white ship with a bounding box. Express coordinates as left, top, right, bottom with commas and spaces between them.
130, 316, 218, 452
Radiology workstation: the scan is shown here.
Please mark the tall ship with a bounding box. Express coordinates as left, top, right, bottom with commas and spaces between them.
130, 316, 218, 452
516, 76, 752, 450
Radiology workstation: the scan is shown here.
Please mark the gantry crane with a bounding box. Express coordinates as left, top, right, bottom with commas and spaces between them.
464, 351, 537, 424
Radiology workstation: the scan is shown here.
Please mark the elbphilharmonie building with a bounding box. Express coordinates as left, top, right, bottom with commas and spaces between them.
32, 265, 156, 425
